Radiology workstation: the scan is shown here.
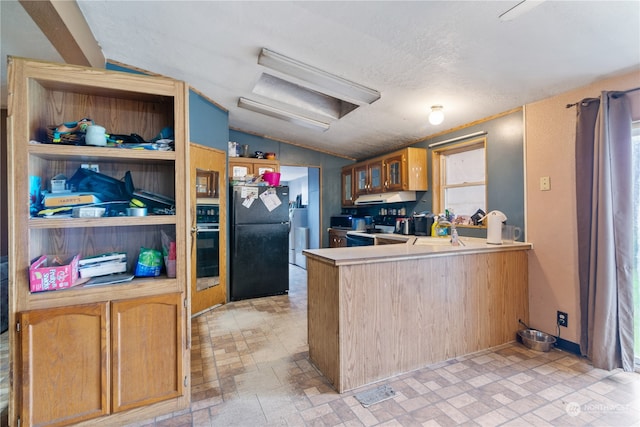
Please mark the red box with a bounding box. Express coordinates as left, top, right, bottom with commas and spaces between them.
29, 254, 81, 292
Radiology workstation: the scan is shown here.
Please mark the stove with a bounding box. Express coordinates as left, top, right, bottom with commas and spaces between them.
366, 225, 395, 234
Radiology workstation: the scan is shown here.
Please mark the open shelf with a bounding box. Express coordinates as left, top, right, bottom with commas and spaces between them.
29, 215, 177, 229
25, 275, 180, 311
29, 143, 176, 163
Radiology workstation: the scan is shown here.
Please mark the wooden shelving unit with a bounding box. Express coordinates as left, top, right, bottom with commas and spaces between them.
7, 57, 190, 426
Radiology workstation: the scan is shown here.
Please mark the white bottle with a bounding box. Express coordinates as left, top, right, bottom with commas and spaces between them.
451, 226, 460, 246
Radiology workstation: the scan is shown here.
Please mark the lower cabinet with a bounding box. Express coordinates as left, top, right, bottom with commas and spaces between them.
111, 293, 184, 412
18, 303, 109, 427
328, 229, 348, 248
17, 293, 183, 427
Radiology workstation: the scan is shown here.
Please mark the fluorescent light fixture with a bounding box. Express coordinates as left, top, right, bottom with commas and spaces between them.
253, 73, 358, 120
499, 0, 546, 21
429, 105, 444, 125
258, 48, 380, 106
238, 97, 330, 132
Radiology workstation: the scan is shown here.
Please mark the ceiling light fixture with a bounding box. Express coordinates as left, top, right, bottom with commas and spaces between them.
237, 97, 330, 132
499, 0, 546, 22
429, 105, 444, 125
258, 48, 381, 106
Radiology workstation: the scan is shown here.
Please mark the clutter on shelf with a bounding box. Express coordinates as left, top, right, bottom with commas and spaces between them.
44, 118, 174, 151
30, 166, 176, 218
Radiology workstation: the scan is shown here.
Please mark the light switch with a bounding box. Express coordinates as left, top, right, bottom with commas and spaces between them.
540, 176, 550, 191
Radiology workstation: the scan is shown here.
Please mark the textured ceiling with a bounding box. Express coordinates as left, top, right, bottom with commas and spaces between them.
3, 1, 640, 160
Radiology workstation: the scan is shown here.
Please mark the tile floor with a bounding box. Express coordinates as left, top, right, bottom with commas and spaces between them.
1, 265, 639, 426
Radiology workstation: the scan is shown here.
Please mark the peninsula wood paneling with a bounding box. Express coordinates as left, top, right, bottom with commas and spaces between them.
307, 259, 341, 387
307, 250, 528, 392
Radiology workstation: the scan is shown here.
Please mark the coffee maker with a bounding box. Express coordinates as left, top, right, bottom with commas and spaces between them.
413, 213, 435, 236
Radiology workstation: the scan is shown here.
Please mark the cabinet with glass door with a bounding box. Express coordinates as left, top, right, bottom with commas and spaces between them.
354, 159, 384, 196
383, 147, 427, 192
341, 167, 355, 206
344, 147, 427, 197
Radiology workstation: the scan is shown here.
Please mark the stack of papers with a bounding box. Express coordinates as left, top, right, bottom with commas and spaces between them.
84, 273, 135, 287
78, 252, 127, 278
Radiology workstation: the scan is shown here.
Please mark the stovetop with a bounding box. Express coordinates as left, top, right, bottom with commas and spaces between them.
365, 225, 395, 234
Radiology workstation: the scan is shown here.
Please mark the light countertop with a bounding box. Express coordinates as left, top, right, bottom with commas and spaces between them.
304, 236, 532, 266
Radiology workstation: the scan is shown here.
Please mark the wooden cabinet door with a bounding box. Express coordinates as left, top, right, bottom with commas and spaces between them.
191, 143, 227, 314
328, 229, 348, 248
384, 153, 405, 191
229, 160, 253, 178
341, 168, 354, 206
230, 158, 279, 179
355, 160, 384, 195
18, 303, 109, 427
255, 162, 278, 175
368, 160, 384, 193
111, 293, 184, 413
354, 164, 369, 196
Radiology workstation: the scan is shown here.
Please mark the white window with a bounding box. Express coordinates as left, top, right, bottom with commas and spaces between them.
432, 138, 486, 223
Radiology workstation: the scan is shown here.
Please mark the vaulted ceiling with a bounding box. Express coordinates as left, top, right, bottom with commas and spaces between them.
2, 0, 639, 159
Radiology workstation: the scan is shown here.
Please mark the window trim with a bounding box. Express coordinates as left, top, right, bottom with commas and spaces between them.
431, 137, 487, 228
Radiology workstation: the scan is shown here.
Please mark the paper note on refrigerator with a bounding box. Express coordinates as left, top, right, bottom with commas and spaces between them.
242, 197, 255, 208
260, 188, 282, 212
241, 186, 259, 208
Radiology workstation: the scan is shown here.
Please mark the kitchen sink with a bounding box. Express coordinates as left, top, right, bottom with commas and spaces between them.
413, 237, 454, 245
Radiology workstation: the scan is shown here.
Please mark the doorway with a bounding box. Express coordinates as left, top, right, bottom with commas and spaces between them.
280, 166, 320, 269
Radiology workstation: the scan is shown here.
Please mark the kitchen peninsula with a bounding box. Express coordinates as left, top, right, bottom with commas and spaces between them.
303, 238, 532, 392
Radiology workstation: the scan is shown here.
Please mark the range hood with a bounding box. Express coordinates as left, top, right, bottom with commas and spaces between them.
354, 191, 416, 205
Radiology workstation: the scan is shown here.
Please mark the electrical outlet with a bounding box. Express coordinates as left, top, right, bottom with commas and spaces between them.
540, 176, 551, 191
557, 311, 568, 327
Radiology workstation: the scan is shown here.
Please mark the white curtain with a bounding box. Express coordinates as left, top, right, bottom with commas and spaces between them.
575, 91, 635, 371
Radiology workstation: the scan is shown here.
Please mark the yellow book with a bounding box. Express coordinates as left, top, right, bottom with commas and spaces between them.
43, 193, 101, 207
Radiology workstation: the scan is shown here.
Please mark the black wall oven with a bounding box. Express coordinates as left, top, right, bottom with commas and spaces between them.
195, 204, 219, 279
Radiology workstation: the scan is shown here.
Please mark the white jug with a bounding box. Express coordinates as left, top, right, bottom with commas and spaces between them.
482, 210, 507, 244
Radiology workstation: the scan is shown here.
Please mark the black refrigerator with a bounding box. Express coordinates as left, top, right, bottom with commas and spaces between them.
230, 185, 290, 300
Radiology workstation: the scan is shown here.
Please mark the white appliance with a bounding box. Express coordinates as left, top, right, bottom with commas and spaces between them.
294, 227, 309, 268
482, 210, 507, 244
289, 208, 308, 268
354, 191, 416, 205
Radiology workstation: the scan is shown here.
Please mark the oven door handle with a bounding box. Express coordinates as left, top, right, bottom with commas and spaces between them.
196, 227, 220, 233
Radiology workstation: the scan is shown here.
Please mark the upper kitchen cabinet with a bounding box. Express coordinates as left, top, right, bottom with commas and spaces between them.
7, 57, 190, 426
343, 147, 427, 203
341, 167, 354, 206
229, 157, 279, 180
384, 148, 427, 192
354, 158, 384, 196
